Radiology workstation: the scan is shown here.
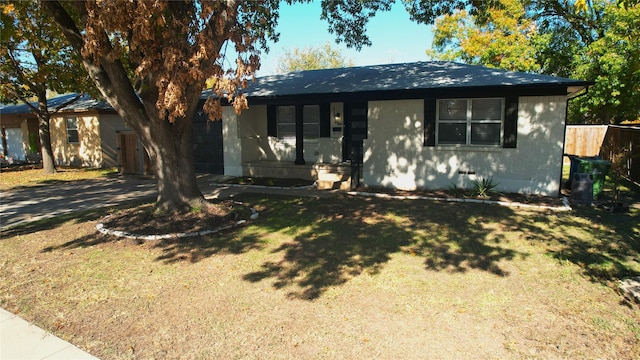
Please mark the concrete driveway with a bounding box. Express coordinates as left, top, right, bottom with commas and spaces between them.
0, 176, 158, 230
0, 174, 332, 230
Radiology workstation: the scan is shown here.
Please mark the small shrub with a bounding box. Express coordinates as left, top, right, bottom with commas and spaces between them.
471, 177, 500, 198
446, 183, 465, 197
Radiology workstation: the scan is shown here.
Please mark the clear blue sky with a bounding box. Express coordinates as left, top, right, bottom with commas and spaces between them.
257, 1, 434, 75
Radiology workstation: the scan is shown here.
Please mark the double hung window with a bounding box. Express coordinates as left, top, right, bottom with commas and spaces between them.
276, 106, 296, 140
66, 117, 79, 144
276, 105, 320, 140
437, 98, 503, 146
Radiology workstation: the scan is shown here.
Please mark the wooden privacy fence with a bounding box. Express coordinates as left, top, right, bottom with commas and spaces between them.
564, 125, 608, 158
565, 125, 639, 184
600, 125, 639, 184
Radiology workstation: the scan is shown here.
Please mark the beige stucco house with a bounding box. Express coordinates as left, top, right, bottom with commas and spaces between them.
0, 95, 146, 173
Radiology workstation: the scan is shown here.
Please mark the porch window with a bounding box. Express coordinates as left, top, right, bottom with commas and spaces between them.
276, 106, 296, 140
302, 105, 320, 139
436, 98, 503, 146
276, 105, 320, 140
66, 117, 79, 144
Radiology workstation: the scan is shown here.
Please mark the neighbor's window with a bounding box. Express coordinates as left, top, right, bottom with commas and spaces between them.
437, 98, 503, 146
276, 105, 320, 140
66, 117, 79, 144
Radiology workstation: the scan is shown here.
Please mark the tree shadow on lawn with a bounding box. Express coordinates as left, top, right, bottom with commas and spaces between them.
34, 192, 639, 301
40, 222, 266, 264
1, 199, 149, 239
516, 205, 640, 283
2, 208, 108, 240
152, 230, 266, 264
242, 194, 526, 300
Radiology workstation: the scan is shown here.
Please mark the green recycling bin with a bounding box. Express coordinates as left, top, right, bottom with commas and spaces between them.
574, 157, 611, 197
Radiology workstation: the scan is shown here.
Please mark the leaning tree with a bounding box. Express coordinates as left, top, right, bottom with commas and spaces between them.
1, 1, 94, 173
43, 0, 281, 211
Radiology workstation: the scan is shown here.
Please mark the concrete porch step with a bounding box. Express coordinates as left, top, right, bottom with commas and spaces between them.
317, 172, 350, 182
316, 179, 352, 190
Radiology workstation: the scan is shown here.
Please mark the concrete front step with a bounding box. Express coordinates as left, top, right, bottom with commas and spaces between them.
316, 179, 352, 190
313, 162, 353, 190
317, 172, 350, 182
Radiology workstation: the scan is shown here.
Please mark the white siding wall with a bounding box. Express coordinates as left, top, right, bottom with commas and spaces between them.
224, 104, 344, 172
364, 96, 567, 196
223, 106, 243, 176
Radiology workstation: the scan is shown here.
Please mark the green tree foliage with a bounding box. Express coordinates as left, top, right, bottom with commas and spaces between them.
426, 0, 540, 72
0, 1, 94, 173
427, 0, 640, 124
276, 42, 355, 73
569, 3, 640, 123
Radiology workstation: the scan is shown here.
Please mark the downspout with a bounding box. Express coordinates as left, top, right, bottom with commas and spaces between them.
559, 85, 591, 197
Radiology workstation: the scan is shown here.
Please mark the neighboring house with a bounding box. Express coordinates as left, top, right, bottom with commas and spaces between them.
218, 61, 590, 196
0, 94, 148, 173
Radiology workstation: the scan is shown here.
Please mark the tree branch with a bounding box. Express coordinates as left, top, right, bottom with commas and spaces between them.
51, 93, 83, 115
41, 0, 149, 130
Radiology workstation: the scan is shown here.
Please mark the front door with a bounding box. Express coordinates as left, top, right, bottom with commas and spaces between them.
118, 133, 138, 174
192, 109, 224, 174
343, 102, 368, 187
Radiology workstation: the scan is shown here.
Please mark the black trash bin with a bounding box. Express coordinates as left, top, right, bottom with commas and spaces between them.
570, 173, 594, 205
565, 156, 611, 197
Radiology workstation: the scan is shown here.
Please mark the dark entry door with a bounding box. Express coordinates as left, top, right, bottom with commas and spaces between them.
192, 110, 224, 174
343, 102, 368, 187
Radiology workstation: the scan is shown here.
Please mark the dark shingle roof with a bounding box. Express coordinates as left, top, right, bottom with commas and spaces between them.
0, 93, 112, 115
225, 61, 589, 99
2, 62, 590, 116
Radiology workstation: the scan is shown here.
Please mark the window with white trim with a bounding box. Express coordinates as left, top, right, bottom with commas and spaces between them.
66, 117, 79, 144
436, 98, 503, 146
276, 105, 320, 140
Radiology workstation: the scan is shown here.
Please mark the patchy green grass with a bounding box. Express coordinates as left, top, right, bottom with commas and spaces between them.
0, 167, 118, 191
1, 193, 639, 359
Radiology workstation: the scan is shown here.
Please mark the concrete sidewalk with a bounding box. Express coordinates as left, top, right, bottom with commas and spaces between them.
1, 308, 98, 359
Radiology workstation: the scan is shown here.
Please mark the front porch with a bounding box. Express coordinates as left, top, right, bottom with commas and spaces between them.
242, 161, 353, 190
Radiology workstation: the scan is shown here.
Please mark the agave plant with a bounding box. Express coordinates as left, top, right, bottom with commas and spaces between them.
471, 177, 500, 199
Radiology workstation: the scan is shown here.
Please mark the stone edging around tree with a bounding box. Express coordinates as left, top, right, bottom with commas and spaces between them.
96, 208, 259, 241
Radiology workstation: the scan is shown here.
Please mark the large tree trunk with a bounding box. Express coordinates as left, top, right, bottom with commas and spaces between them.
36, 89, 56, 174
43, 0, 209, 211
141, 112, 205, 212
38, 113, 56, 174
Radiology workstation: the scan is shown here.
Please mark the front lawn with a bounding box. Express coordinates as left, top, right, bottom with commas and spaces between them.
1, 193, 639, 359
0, 167, 118, 191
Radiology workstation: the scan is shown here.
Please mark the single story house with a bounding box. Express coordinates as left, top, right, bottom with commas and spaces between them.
2, 61, 589, 196
0, 94, 150, 173
219, 61, 590, 196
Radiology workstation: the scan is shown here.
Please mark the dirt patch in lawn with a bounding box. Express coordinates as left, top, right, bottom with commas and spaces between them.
99, 200, 252, 236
